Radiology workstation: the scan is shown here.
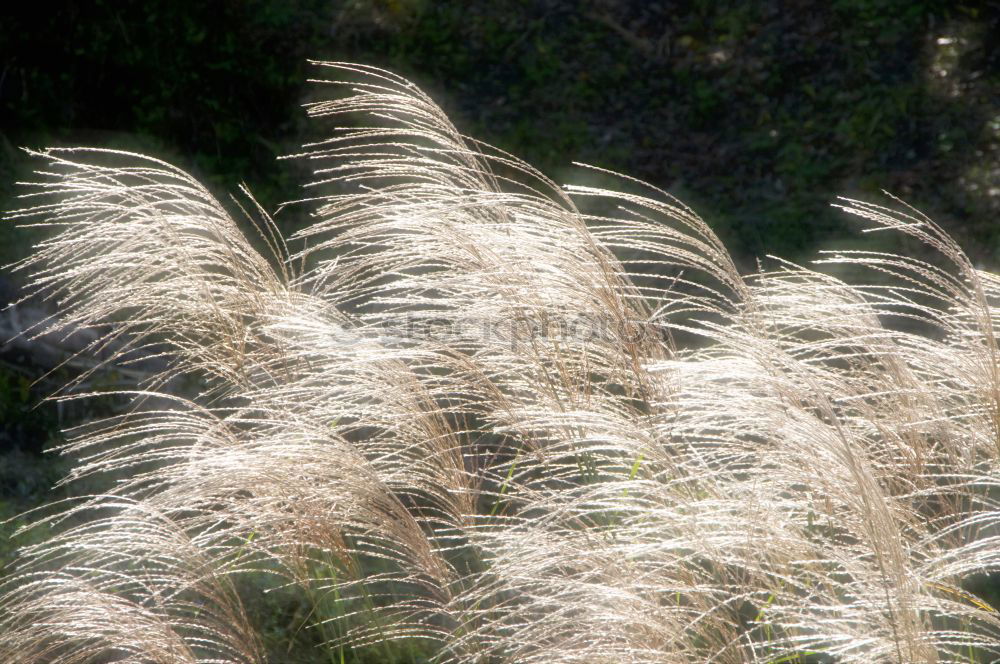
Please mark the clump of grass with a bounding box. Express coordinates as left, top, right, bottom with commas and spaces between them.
3, 62, 1000, 663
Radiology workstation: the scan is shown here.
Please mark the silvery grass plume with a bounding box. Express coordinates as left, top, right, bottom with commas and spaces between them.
2, 62, 1000, 663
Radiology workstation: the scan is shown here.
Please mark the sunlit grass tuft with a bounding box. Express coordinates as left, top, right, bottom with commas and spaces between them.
3, 63, 1000, 663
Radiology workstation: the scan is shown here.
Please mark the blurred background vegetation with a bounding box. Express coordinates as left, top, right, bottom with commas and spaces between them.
1, 1, 999, 661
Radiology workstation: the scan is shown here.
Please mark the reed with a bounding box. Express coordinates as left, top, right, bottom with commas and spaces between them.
3, 62, 1000, 663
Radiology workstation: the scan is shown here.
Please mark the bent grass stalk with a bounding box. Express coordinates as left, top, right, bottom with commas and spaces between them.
2, 62, 1000, 663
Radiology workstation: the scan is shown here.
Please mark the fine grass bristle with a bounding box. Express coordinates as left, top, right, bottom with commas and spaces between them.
3, 62, 1000, 663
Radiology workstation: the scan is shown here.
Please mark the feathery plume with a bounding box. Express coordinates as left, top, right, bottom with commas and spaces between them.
2, 62, 1000, 663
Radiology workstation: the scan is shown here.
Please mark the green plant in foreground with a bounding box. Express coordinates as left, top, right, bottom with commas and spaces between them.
3, 62, 1000, 663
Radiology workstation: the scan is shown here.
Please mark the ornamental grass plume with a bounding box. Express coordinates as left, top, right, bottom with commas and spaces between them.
3, 62, 1000, 663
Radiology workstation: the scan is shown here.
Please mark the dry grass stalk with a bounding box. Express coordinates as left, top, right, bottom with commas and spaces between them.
3, 62, 1000, 663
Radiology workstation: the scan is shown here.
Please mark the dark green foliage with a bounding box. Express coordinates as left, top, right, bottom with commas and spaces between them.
1, 0, 334, 253
327, 0, 999, 268
3, 1, 998, 266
